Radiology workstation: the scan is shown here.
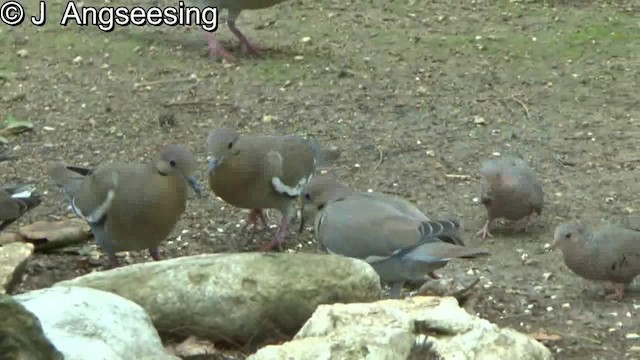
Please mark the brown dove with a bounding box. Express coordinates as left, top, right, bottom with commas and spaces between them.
207, 128, 319, 251
475, 156, 544, 240
46, 144, 203, 267
0, 186, 41, 231
553, 223, 640, 300
193, 0, 289, 62
300, 176, 490, 298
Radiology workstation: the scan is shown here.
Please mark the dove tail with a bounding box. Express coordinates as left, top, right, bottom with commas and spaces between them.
417, 219, 462, 245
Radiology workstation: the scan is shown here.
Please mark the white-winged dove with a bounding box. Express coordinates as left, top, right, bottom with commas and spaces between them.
475, 156, 544, 240
553, 223, 640, 300
207, 127, 319, 251
193, 0, 289, 62
300, 176, 490, 298
0, 185, 41, 231
46, 144, 203, 266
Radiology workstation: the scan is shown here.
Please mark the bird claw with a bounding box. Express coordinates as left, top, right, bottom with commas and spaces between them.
474, 226, 493, 241
605, 283, 625, 300
208, 46, 237, 63
240, 40, 269, 55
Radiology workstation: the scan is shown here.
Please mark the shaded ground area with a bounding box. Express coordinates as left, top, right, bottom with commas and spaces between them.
1, 0, 639, 358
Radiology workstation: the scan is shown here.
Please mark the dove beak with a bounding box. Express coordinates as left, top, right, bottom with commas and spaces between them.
185, 175, 204, 196
208, 158, 220, 175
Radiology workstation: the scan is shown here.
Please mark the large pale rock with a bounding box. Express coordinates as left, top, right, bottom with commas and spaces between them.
0, 294, 63, 360
249, 296, 553, 360
0, 241, 33, 293
55, 253, 382, 345
14, 286, 178, 360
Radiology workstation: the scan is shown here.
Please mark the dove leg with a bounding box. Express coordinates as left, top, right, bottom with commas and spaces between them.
205, 31, 236, 62
90, 223, 120, 268
259, 220, 289, 251
259, 205, 295, 251
148, 247, 161, 261
474, 219, 494, 240
245, 208, 268, 231
605, 282, 626, 300
227, 9, 269, 55
511, 211, 537, 233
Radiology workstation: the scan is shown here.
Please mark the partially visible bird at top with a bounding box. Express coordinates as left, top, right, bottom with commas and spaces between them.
192, 0, 290, 62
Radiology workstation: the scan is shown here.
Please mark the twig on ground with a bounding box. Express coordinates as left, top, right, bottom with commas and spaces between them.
134, 77, 197, 89
373, 146, 384, 171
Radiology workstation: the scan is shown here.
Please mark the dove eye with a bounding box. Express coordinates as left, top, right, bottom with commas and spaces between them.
305, 194, 311, 200
169, 160, 176, 167
565, 233, 572, 239
227, 142, 233, 149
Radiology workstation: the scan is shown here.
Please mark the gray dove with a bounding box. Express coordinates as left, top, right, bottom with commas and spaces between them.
300, 176, 490, 298
476, 156, 544, 240
0, 185, 41, 231
553, 223, 640, 300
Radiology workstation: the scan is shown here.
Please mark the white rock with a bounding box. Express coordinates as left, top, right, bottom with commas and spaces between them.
249, 296, 553, 360
13, 286, 178, 360
0, 242, 33, 293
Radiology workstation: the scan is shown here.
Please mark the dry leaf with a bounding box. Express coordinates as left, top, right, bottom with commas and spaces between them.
528, 331, 562, 341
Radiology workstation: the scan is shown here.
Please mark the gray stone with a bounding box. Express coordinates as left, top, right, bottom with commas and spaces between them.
0, 241, 33, 293
55, 253, 382, 345
0, 293, 63, 360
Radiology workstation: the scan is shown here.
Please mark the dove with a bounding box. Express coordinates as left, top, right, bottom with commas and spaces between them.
475, 156, 544, 240
207, 128, 319, 251
300, 176, 490, 298
553, 223, 640, 300
0, 185, 41, 231
46, 144, 203, 267
193, 0, 289, 62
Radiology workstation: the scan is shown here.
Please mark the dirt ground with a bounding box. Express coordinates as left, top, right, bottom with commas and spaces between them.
2, 0, 639, 358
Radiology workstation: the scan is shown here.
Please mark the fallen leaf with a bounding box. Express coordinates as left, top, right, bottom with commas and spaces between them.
0, 115, 34, 141
528, 331, 562, 341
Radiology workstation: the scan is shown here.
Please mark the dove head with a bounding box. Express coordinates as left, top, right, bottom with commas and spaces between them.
298, 176, 352, 233
154, 144, 202, 195
207, 128, 239, 174
552, 223, 586, 250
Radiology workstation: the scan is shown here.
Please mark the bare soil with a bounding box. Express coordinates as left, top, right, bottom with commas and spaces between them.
2, 0, 639, 358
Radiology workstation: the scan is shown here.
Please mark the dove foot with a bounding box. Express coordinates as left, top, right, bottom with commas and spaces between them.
228, 20, 269, 55
428, 271, 442, 279
511, 211, 537, 233
205, 31, 237, 62
474, 220, 493, 241
605, 282, 626, 300
245, 208, 268, 231
259, 221, 289, 252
